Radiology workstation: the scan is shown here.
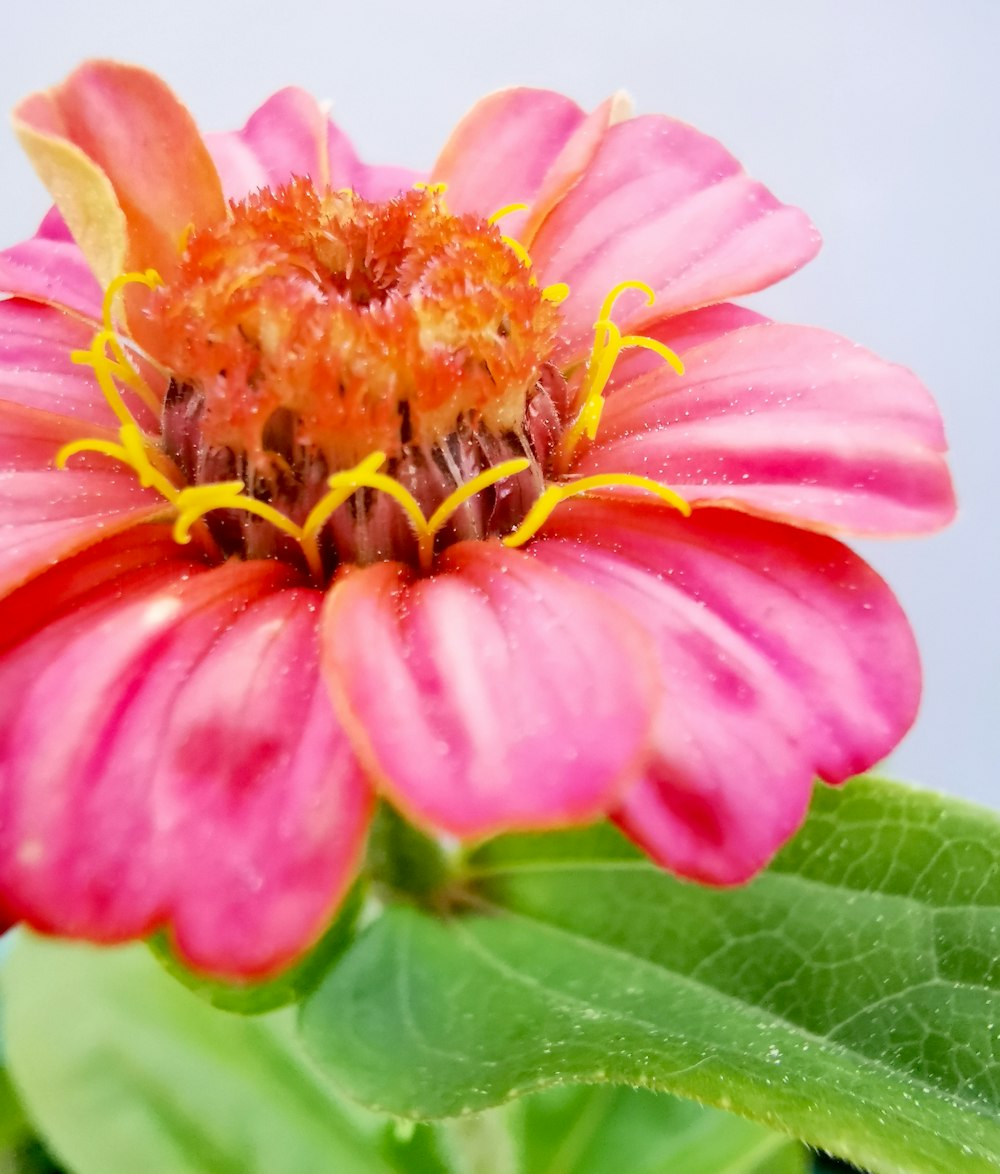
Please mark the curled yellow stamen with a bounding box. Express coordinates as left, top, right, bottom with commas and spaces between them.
504, 473, 691, 549
558, 280, 684, 469
487, 202, 528, 225
501, 234, 534, 273
172, 482, 305, 546
420, 458, 530, 568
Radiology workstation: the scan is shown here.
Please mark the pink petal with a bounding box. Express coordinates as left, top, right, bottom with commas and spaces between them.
533, 498, 921, 883
529, 115, 820, 359
0, 299, 161, 427
0, 399, 167, 598
432, 89, 587, 222
520, 93, 631, 244
0, 210, 103, 320
321, 542, 657, 838
578, 322, 956, 536
207, 88, 420, 201
0, 551, 372, 979
15, 61, 226, 283
605, 302, 769, 392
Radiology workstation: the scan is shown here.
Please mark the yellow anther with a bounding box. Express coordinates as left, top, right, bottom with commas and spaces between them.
500, 235, 534, 272
558, 281, 684, 469
172, 482, 305, 546
301, 452, 390, 543
55, 436, 130, 470
619, 333, 685, 376
503, 473, 691, 549
414, 181, 449, 196
487, 202, 528, 225
102, 269, 162, 333
420, 458, 530, 569
597, 279, 655, 327
542, 282, 570, 304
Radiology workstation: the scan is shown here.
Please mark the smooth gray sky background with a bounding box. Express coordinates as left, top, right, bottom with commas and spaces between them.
1, 1, 995, 806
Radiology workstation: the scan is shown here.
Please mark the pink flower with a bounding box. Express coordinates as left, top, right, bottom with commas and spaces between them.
0, 63, 954, 979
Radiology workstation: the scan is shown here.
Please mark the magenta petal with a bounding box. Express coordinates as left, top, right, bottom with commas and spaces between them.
530, 115, 820, 356
207, 88, 420, 201
321, 542, 656, 838
533, 499, 921, 883
432, 88, 586, 221
0, 554, 372, 979
0, 210, 103, 320
579, 322, 956, 536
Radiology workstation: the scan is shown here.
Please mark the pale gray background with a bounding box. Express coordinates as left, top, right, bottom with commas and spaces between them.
1, 1, 995, 805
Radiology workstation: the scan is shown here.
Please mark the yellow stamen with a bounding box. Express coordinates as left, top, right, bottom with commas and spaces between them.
501, 234, 534, 272
487, 202, 528, 225
504, 473, 691, 548
413, 181, 449, 196
420, 458, 530, 568
102, 268, 162, 332
172, 482, 305, 546
558, 280, 684, 469
542, 282, 570, 304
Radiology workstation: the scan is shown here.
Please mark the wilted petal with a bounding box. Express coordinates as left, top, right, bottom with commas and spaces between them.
530, 115, 820, 358
14, 60, 225, 283
579, 322, 956, 535
0, 550, 372, 979
533, 498, 921, 883
321, 542, 656, 838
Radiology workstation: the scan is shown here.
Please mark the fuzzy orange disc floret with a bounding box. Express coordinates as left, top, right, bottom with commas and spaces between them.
143, 181, 560, 466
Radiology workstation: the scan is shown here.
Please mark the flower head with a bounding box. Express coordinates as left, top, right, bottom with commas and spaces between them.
0, 63, 954, 978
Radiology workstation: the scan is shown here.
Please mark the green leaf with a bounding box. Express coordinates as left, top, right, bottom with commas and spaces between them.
1, 933, 396, 1174
300, 777, 1000, 1174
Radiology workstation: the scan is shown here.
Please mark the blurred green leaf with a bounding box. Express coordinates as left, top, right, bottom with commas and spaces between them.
1, 935, 393, 1174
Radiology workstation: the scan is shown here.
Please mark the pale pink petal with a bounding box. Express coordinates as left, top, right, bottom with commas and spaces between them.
533, 498, 921, 883
432, 89, 587, 221
520, 93, 630, 244
14, 61, 226, 283
0, 552, 372, 979
321, 542, 657, 838
577, 322, 956, 536
0, 299, 161, 427
530, 116, 820, 358
0, 210, 103, 320
327, 123, 421, 200
207, 88, 420, 201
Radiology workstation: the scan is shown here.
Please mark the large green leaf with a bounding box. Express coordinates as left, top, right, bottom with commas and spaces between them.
1, 934, 394, 1174
301, 777, 1000, 1174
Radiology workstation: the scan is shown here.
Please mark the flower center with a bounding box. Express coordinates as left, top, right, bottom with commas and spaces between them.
59, 181, 692, 583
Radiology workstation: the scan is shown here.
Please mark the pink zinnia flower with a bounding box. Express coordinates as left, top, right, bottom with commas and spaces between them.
0, 63, 954, 979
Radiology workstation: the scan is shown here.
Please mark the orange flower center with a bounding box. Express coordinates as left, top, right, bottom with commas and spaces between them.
146, 182, 562, 469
